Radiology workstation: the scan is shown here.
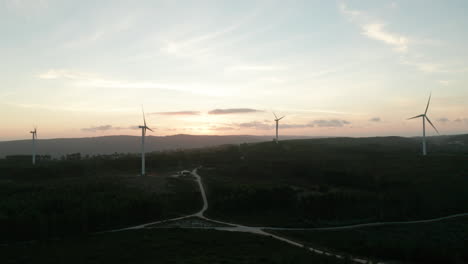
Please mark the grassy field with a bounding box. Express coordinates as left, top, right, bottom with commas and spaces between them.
0, 228, 344, 264
269, 216, 468, 264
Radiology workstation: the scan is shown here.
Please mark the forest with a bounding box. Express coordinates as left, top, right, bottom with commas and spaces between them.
1, 135, 467, 263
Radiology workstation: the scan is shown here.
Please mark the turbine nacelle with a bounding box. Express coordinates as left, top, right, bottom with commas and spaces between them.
273, 112, 285, 122
30, 128, 37, 138
140, 107, 154, 132
139, 106, 154, 176
408, 93, 439, 156
273, 112, 285, 143
407, 93, 439, 135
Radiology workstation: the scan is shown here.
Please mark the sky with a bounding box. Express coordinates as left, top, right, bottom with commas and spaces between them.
1, 0, 468, 140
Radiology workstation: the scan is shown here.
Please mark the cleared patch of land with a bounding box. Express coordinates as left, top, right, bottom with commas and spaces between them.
148, 216, 234, 228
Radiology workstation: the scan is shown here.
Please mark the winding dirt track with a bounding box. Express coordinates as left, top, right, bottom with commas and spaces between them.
104, 167, 467, 264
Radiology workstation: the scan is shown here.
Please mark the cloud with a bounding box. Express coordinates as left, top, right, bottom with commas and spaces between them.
208, 108, 264, 115
338, 2, 467, 74
160, 8, 259, 60
454, 118, 468, 125
312, 119, 351, 127
82, 125, 141, 132
81, 125, 121, 132
236, 121, 314, 130
338, 2, 362, 21
369, 117, 381, 122
152, 111, 200, 116
37, 69, 229, 96
281, 123, 315, 129
209, 126, 237, 131
438, 80, 452, 86
37, 69, 96, 80
400, 60, 446, 73
438, 117, 449, 123
339, 3, 409, 53
63, 15, 134, 49
362, 23, 409, 52
238, 121, 273, 130
226, 64, 287, 73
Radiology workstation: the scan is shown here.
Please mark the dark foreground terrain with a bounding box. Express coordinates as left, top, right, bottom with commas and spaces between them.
270, 216, 468, 264
1, 229, 342, 264
1, 135, 467, 263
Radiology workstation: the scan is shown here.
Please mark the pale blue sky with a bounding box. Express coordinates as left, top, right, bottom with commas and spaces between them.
1, 0, 468, 140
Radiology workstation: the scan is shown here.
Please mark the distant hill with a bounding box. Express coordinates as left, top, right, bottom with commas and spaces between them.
0, 134, 313, 158
1, 134, 467, 158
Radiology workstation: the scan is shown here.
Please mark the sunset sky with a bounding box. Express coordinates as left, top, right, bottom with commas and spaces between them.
1, 0, 468, 140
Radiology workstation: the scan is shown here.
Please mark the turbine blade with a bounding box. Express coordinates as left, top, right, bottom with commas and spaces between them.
278, 116, 285, 120
142, 105, 147, 127
146, 127, 154, 132
407, 114, 424, 120
424, 93, 431, 114
273, 112, 278, 119
425, 116, 439, 134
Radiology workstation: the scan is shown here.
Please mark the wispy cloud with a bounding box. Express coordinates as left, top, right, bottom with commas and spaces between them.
63, 15, 134, 49
437, 117, 449, 123
238, 121, 273, 130
438, 80, 452, 86
339, 3, 409, 53
82, 125, 121, 132
37, 69, 96, 80
234, 119, 351, 130
281, 123, 315, 129
362, 23, 409, 52
369, 117, 381, 122
312, 119, 351, 127
159, 8, 260, 61
454, 118, 468, 125
338, 2, 362, 21
226, 64, 287, 73
209, 126, 237, 131
208, 108, 264, 115
37, 69, 228, 96
81, 125, 141, 132
339, 2, 468, 74
151, 111, 200, 116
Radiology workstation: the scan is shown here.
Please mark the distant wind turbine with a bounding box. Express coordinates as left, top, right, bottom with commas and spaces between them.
407, 93, 439, 156
30, 127, 37, 165
273, 112, 285, 143
138, 107, 154, 176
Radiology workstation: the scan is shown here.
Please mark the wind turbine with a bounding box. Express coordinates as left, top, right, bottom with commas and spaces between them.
407, 93, 439, 156
273, 112, 285, 143
138, 107, 154, 176
30, 127, 37, 165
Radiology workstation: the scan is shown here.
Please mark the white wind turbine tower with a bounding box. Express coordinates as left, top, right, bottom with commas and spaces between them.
30, 127, 37, 165
138, 107, 154, 176
273, 112, 285, 143
407, 93, 439, 156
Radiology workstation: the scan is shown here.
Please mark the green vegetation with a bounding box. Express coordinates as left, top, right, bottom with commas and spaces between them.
199, 137, 468, 227
270, 216, 468, 264
0, 229, 343, 264
1, 135, 467, 263
0, 158, 202, 243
